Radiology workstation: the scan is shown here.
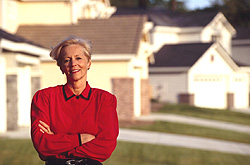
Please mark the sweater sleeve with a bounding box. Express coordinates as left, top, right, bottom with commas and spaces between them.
30, 90, 79, 160
67, 94, 119, 162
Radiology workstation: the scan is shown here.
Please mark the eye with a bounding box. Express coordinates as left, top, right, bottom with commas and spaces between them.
64, 59, 70, 63
76, 57, 82, 60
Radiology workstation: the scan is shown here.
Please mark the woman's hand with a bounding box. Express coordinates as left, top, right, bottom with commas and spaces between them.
80, 133, 95, 144
38, 120, 54, 135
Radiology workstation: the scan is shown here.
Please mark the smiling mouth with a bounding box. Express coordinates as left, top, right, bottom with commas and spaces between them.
71, 69, 80, 73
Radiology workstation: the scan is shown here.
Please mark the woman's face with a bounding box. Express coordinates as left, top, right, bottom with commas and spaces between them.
60, 44, 91, 83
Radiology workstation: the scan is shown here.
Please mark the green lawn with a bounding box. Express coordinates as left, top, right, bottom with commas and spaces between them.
120, 121, 250, 144
1, 139, 250, 165
155, 103, 250, 125
1, 103, 250, 164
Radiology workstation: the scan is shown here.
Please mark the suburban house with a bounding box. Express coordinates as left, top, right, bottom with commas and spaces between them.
0, 0, 153, 133
0, 0, 116, 33
114, 9, 250, 110
147, 11, 250, 109
149, 42, 249, 109
16, 15, 153, 121
0, 29, 49, 132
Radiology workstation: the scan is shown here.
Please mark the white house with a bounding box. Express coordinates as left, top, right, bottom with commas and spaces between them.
149, 42, 249, 109
114, 9, 249, 110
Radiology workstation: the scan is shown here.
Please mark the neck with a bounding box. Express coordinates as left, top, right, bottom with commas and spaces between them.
67, 80, 86, 95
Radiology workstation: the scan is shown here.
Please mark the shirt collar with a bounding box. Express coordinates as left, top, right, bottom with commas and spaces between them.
63, 82, 92, 101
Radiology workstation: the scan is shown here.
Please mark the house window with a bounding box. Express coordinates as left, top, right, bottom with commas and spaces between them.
211, 35, 221, 43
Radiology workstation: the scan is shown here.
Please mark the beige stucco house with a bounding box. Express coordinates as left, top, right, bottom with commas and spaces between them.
0, 0, 153, 133
1, 0, 116, 33
17, 15, 153, 120
0, 29, 49, 132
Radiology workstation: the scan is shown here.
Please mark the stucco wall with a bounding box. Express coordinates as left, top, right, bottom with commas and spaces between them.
18, 1, 72, 25
88, 61, 129, 92
40, 61, 66, 89
7, 74, 18, 130
0, 57, 7, 132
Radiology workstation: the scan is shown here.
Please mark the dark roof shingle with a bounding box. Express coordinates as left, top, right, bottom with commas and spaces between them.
16, 15, 147, 54
113, 8, 218, 27
0, 28, 43, 47
149, 43, 213, 67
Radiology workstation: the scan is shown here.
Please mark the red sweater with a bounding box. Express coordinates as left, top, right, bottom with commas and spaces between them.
31, 82, 119, 162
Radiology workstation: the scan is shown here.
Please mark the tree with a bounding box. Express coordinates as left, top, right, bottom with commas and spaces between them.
221, 0, 250, 27
110, 0, 187, 12
200, 0, 250, 27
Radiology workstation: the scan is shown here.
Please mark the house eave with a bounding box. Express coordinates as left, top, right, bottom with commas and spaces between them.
0, 38, 50, 57
41, 53, 135, 62
149, 67, 190, 74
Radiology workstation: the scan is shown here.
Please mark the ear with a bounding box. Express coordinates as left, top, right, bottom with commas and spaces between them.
87, 60, 92, 70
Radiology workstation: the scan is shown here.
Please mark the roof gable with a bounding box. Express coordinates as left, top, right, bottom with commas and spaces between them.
149, 43, 213, 67
16, 15, 146, 55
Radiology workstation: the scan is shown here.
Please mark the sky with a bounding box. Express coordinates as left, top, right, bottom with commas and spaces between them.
185, 0, 213, 10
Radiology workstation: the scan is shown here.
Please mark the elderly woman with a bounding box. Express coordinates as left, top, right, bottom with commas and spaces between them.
31, 36, 119, 165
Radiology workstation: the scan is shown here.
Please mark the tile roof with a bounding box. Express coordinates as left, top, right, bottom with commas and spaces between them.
16, 15, 147, 54
149, 43, 213, 67
0, 28, 43, 47
113, 8, 218, 27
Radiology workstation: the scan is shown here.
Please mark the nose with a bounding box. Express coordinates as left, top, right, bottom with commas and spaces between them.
71, 58, 77, 66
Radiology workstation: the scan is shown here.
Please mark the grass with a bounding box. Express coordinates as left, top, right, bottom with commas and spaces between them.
0, 139, 250, 165
104, 141, 250, 165
155, 103, 250, 125
1, 103, 250, 164
120, 121, 250, 144
0, 139, 43, 165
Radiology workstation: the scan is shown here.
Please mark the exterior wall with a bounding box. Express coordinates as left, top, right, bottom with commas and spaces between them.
189, 49, 233, 109
232, 39, 250, 65
2, 52, 41, 130
17, 66, 32, 127
151, 26, 179, 52
141, 79, 151, 116
149, 73, 188, 103
88, 61, 129, 92
229, 73, 249, 108
0, 56, 7, 132
31, 76, 41, 98
112, 78, 134, 120
6, 74, 18, 130
189, 47, 249, 109
202, 17, 233, 54
0, 0, 18, 32
40, 61, 66, 89
1, 0, 115, 33
178, 32, 201, 43
18, 1, 72, 26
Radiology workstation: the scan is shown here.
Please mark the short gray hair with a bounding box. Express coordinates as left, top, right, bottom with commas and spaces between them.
50, 36, 92, 66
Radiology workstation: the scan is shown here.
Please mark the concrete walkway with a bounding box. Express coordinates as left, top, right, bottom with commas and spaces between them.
119, 128, 250, 156
1, 114, 250, 156
136, 113, 250, 134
